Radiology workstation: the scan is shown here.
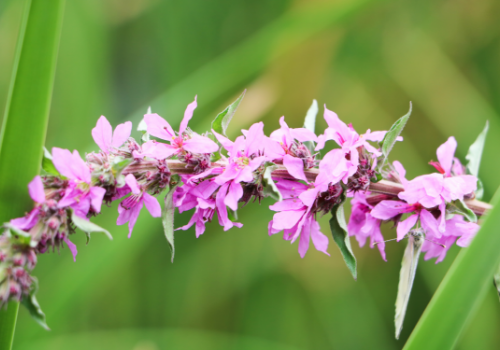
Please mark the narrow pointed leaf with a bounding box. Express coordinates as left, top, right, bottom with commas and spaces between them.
493, 262, 500, 301
382, 102, 412, 162
329, 198, 357, 279
395, 230, 423, 339
403, 189, 500, 350
303, 99, 318, 133
262, 165, 282, 202
71, 212, 112, 241
447, 199, 477, 223
41, 148, 60, 176
162, 175, 181, 263
20, 278, 49, 331
211, 90, 246, 136
0, 0, 65, 341
465, 121, 488, 177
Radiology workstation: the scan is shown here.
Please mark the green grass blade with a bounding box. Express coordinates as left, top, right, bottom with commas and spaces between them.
0, 0, 65, 348
403, 189, 500, 350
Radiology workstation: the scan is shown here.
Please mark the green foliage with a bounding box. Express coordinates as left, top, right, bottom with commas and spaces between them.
447, 199, 477, 223
0, 0, 65, 345
403, 191, 500, 350
466, 121, 488, 200
20, 279, 49, 331
71, 211, 113, 243
211, 90, 246, 136
262, 164, 282, 202
381, 103, 412, 163
41, 148, 60, 176
162, 175, 181, 263
329, 196, 357, 280
303, 99, 318, 152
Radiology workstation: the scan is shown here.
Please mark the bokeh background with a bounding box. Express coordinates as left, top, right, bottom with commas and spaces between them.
1, 0, 500, 349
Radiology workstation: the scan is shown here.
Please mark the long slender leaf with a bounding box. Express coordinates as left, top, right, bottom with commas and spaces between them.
465, 121, 488, 177
0, 0, 65, 347
329, 198, 357, 279
403, 189, 500, 350
381, 102, 412, 163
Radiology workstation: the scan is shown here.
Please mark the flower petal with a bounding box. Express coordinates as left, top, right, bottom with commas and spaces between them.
92, 116, 112, 152
283, 154, 307, 182
63, 236, 78, 262
28, 175, 45, 203
179, 96, 197, 134
436, 136, 457, 176
90, 186, 106, 213
183, 135, 219, 154
396, 214, 419, 241
143, 193, 161, 217
111, 121, 132, 149
125, 174, 141, 195
144, 113, 175, 141
224, 181, 243, 211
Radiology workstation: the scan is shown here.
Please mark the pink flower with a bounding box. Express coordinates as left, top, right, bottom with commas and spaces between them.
92, 115, 132, 153
428, 136, 477, 190
144, 97, 219, 158
10, 176, 46, 231
315, 106, 395, 177
52, 148, 106, 218
117, 174, 161, 237
347, 192, 386, 260
268, 179, 330, 258
267, 116, 317, 181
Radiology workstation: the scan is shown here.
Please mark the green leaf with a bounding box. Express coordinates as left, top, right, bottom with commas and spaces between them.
3, 223, 31, 247
262, 164, 282, 202
465, 121, 488, 178
0, 0, 64, 340
329, 197, 357, 279
227, 208, 238, 222
137, 107, 151, 143
162, 175, 181, 263
20, 278, 49, 331
403, 189, 500, 350
447, 199, 477, 223
211, 90, 246, 136
303, 99, 318, 133
382, 102, 412, 163
303, 99, 318, 152
41, 148, 59, 176
493, 262, 500, 301
395, 230, 423, 339
475, 179, 484, 201
71, 211, 113, 242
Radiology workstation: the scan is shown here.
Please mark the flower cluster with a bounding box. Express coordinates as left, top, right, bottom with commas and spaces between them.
0, 95, 486, 326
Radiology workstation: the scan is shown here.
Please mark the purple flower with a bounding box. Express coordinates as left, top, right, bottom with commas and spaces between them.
144, 97, 219, 158
92, 116, 132, 153
267, 116, 317, 181
10, 176, 46, 231
52, 147, 106, 218
117, 174, 161, 237
268, 179, 330, 258
347, 192, 386, 260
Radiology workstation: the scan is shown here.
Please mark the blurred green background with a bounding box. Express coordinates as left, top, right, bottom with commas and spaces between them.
1, 0, 500, 349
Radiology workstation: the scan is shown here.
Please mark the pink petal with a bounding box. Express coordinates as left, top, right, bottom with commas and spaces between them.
52, 148, 80, 181
127, 201, 143, 238
224, 181, 243, 211
436, 136, 457, 176
92, 116, 112, 152
125, 174, 141, 195
290, 128, 318, 143
134, 141, 178, 160
144, 113, 175, 141
283, 154, 307, 182
117, 202, 132, 226
28, 175, 45, 203
111, 121, 132, 149
371, 200, 413, 220
71, 150, 91, 183
213, 130, 234, 153
143, 193, 161, 217
90, 186, 106, 213
269, 198, 304, 212
183, 135, 219, 154
393, 161, 408, 185
272, 209, 306, 231
298, 216, 311, 258
310, 218, 330, 256
420, 209, 441, 238
245, 122, 265, 157
397, 214, 419, 241
179, 96, 197, 134
63, 236, 78, 262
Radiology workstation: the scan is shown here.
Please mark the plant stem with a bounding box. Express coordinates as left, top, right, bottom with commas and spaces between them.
165, 160, 492, 216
